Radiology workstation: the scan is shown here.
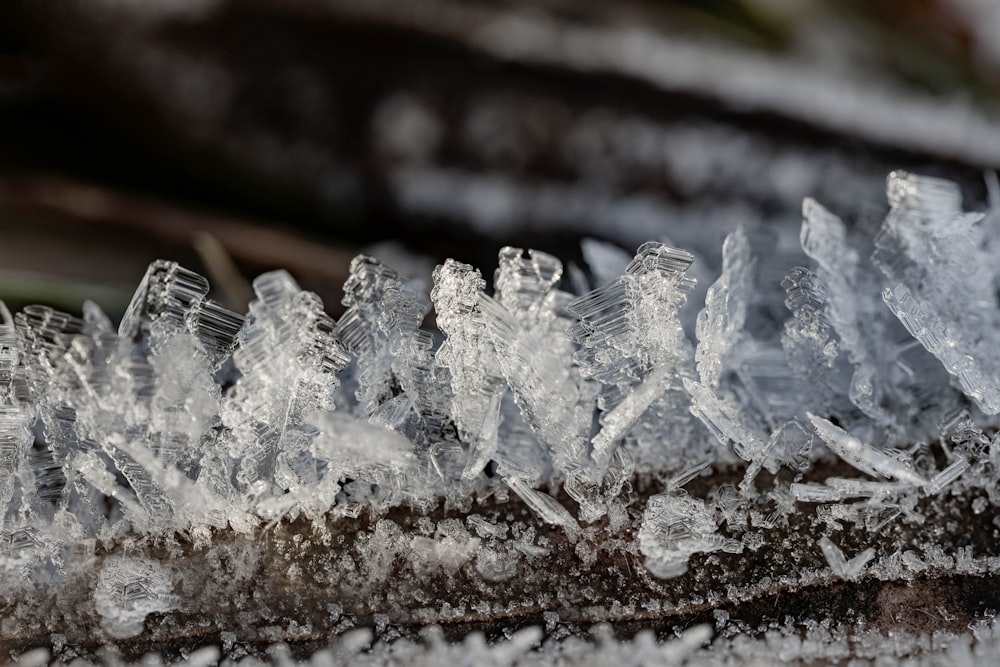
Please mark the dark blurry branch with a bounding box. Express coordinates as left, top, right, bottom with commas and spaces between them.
0, 172, 356, 314
191, 231, 255, 311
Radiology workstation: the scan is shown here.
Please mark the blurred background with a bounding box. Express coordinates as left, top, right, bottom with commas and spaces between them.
2, 0, 1000, 320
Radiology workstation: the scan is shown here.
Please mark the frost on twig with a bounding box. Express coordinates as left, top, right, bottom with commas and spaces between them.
4, 171, 1000, 659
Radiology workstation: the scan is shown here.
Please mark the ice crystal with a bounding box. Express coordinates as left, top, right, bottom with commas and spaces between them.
818, 536, 875, 582
877, 171, 1000, 414
6, 170, 1000, 662
807, 413, 926, 486
639, 492, 740, 578
94, 557, 177, 639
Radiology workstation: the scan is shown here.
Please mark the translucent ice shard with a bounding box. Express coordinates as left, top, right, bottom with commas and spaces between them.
505, 477, 580, 536
589, 364, 673, 464
800, 198, 860, 343
800, 198, 899, 427
874, 171, 1000, 414
791, 477, 909, 503
807, 413, 926, 485
684, 378, 766, 462
790, 482, 844, 503
662, 459, 711, 493
923, 457, 969, 495
494, 246, 562, 319
338, 255, 434, 420
818, 536, 874, 581
882, 284, 1000, 414
780, 267, 849, 413
570, 242, 696, 386
118, 260, 207, 338
484, 249, 591, 476
695, 227, 753, 390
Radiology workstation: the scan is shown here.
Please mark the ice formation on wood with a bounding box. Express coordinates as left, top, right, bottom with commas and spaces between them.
5, 171, 1000, 664
94, 557, 177, 640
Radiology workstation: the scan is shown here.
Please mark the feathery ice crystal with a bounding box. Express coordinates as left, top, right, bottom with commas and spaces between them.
4, 171, 1000, 663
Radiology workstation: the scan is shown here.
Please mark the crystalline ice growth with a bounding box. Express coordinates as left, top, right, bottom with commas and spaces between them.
875, 171, 1000, 414
306, 410, 419, 516
818, 536, 874, 581
224, 269, 351, 514
119, 260, 243, 368
338, 255, 435, 422
490, 247, 611, 519
570, 242, 697, 482
806, 413, 926, 486
791, 477, 909, 503
639, 491, 739, 579
94, 557, 176, 639
487, 248, 591, 475
695, 226, 753, 391
780, 267, 852, 415
686, 229, 809, 491
570, 241, 695, 387
923, 456, 970, 495
505, 476, 580, 535
17, 303, 167, 532
431, 257, 512, 493
799, 198, 900, 428
432, 248, 597, 522
0, 175, 984, 537
683, 378, 765, 464
10, 168, 1000, 661
335, 254, 467, 506
0, 302, 32, 522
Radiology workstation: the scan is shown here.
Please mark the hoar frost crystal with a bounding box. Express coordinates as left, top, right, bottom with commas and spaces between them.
4, 171, 1000, 664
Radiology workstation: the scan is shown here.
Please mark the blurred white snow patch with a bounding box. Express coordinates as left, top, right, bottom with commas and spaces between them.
373, 94, 444, 163
310, 411, 417, 469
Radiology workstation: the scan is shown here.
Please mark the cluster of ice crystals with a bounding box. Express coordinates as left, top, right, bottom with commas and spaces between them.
94, 557, 176, 639
877, 171, 1000, 414
0, 303, 31, 522
639, 491, 739, 578
7, 171, 1000, 655
568, 242, 695, 515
